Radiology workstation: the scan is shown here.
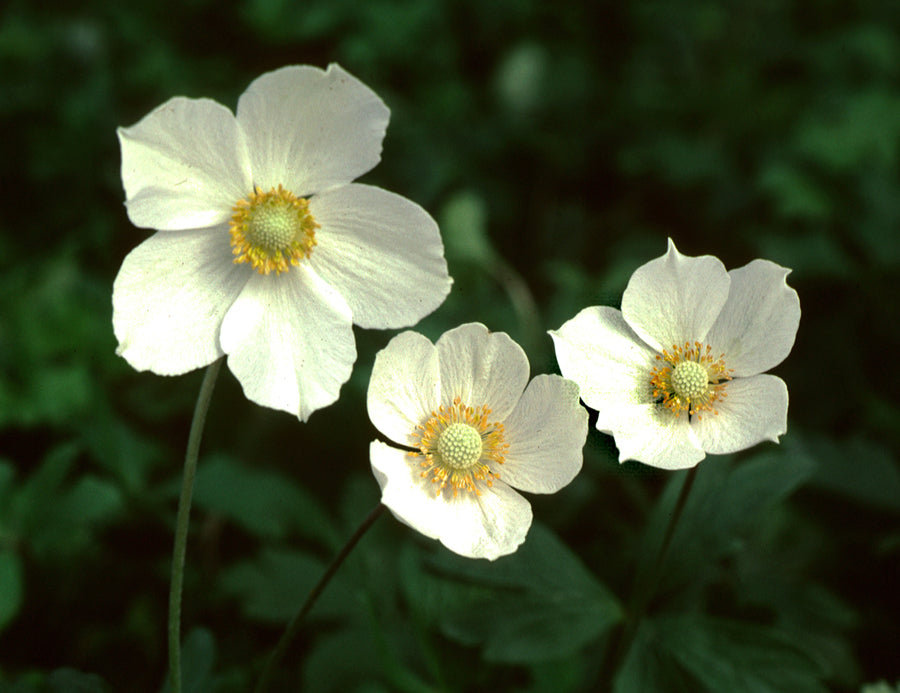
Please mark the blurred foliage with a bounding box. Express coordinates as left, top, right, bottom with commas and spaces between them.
1, 0, 899, 691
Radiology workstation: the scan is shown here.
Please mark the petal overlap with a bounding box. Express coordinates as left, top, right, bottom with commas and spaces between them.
552, 239, 800, 469
622, 238, 731, 352
436, 324, 530, 421
118, 97, 251, 230
220, 267, 355, 421
705, 260, 801, 378
112, 227, 247, 375
236, 64, 390, 195
309, 184, 451, 329
113, 64, 450, 419
368, 324, 587, 560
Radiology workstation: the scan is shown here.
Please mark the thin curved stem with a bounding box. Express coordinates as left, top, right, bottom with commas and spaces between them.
599, 465, 699, 687
491, 254, 543, 360
168, 358, 223, 693
254, 502, 386, 693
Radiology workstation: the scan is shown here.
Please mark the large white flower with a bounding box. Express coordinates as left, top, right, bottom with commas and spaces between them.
113, 64, 451, 420
367, 323, 588, 560
550, 239, 800, 470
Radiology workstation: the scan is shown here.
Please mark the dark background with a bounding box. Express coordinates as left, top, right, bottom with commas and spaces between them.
1, 0, 898, 691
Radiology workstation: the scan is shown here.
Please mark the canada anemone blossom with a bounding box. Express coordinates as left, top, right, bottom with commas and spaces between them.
113, 64, 451, 420
550, 239, 800, 470
367, 323, 588, 560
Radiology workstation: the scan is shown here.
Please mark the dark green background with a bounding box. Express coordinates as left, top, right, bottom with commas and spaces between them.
1, 0, 898, 691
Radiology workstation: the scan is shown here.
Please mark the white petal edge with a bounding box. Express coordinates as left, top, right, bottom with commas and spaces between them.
236, 64, 390, 195
367, 331, 441, 447
704, 260, 801, 377
308, 184, 452, 329
219, 265, 355, 420
435, 323, 530, 421
118, 97, 251, 230
499, 375, 588, 493
550, 306, 658, 413
112, 227, 248, 375
370, 441, 532, 560
603, 402, 706, 470
692, 374, 788, 455
621, 238, 731, 352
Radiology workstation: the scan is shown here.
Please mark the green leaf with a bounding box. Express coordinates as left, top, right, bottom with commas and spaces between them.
0, 459, 15, 517
46, 669, 110, 693
794, 89, 900, 171
428, 523, 623, 663
753, 231, 852, 281
640, 445, 816, 592
159, 628, 216, 693
27, 476, 123, 559
0, 670, 109, 693
0, 549, 23, 633
617, 615, 829, 693
806, 435, 900, 514
438, 190, 495, 267
302, 625, 381, 693
192, 454, 340, 548
219, 548, 350, 624
0, 669, 111, 693
757, 162, 833, 221
8, 445, 123, 560
11, 443, 80, 528
79, 415, 164, 493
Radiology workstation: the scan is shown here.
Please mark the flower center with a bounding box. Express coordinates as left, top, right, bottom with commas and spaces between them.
436, 423, 484, 470
229, 185, 319, 275
670, 360, 708, 400
409, 397, 509, 497
649, 341, 733, 419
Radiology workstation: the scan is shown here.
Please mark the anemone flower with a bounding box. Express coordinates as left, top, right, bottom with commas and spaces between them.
114, 64, 451, 420
367, 323, 588, 560
551, 239, 800, 469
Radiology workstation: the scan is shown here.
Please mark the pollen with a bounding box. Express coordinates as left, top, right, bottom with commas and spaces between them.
409, 397, 510, 498
649, 341, 733, 419
229, 185, 319, 275
437, 423, 484, 470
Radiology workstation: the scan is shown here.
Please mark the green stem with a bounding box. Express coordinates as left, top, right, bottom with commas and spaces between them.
254, 503, 386, 693
491, 254, 543, 359
168, 358, 223, 693
600, 465, 699, 687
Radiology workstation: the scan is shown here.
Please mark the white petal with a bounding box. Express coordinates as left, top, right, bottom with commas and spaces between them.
219, 265, 355, 420
435, 324, 530, 420
551, 305, 704, 468
236, 64, 390, 195
308, 184, 451, 329
367, 331, 441, 447
370, 441, 532, 560
498, 375, 587, 494
112, 227, 247, 375
692, 374, 788, 454
118, 97, 251, 230
621, 238, 731, 352
602, 403, 706, 470
550, 306, 658, 413
704, 260, 801, 377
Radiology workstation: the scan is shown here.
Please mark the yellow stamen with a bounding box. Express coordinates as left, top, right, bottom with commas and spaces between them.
229, 185, 319, 275
408, 397, 510, 498
649, 341, 733, 419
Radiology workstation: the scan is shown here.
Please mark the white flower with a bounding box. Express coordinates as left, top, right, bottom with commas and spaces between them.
113, 64, 452, 420
550, 239, 800, 470
367, 323, 588, 560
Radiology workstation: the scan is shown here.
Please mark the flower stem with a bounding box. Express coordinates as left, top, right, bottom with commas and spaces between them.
491, 254, 543, 360
253, 502, 386, 693
599, 465, 699, 687
168, 358, 223, 693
